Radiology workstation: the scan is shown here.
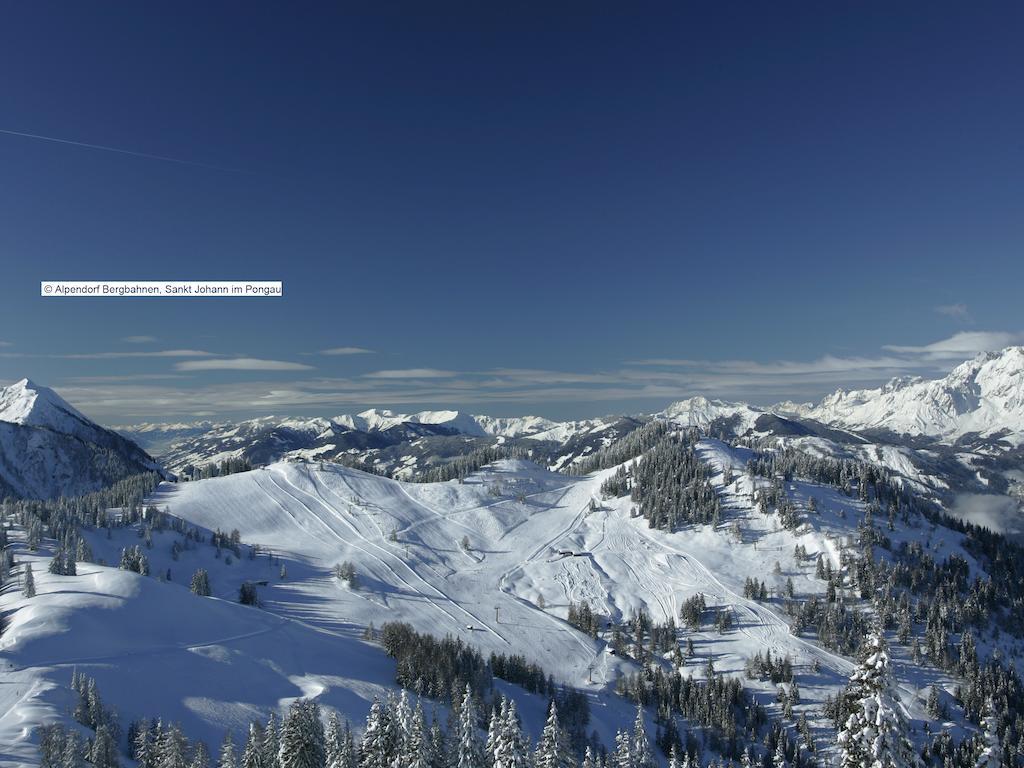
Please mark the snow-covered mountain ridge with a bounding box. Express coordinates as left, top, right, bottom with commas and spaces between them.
0, 379, 160, 499
780, 347, 1024, 445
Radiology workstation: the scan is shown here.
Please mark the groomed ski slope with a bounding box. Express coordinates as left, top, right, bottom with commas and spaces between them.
128, 450, 877, 703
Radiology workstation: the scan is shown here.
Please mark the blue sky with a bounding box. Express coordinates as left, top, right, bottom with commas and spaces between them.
0, 3, 1021, 422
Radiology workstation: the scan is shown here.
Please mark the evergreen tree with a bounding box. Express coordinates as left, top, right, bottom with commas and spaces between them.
62, 730, 84, 768
454, 685, 485, 768
772, 738, 789, 768
836, 631, 920, 768
190, 569, 212, 596
974, 698, 1002, 768
135, 723, 155, 768
630, 708, 655, 768
498, 698, 531, 768
325, 713, 342, 768
279, 699, 325, 768
392, 690, 414, 766
262, 715, 280, 768
159, 724, 189, 768
360, 699, 394, 768
190, 743, 211, 768
487, 703, 503, 765
242, 723, 265, 768
91, 724, 121, 768
405, 701, 430, 768
612, 730, 631, 768
22, 562, 35, 598
535, 701, 574, 768
427, 715, 447, 768
218, 734, 237, 768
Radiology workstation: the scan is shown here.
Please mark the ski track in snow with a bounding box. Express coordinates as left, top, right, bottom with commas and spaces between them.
268, 467, 504, 642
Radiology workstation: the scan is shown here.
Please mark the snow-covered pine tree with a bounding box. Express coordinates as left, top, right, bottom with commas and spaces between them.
62, 730, 84, 768
667, 746, 681, 768
218, 734, 237, 768
974, 698, 1002, 768
630, 708, 655, 768
49, 551, 65, 575
242, 722, 264, 768
454, 684, 486, 768
535, 701, 574, 768
262, 714, 280, 768
189, 742, 211, 768
612, 730, 631, 768
360, 699, 395, 768
90, 724, 120, 768
487, 701, 504, 765
190, 569, 212, 596
279, 699, 325, 768
22, 562, 35, 597
159, 724, 189, 768
498, 698, 530, 768
836, 631, 920, 768
773, 737, 790, 768
135, 724, 155, 768
392, 690, 414, 765
325, 713, 342, 768
427, 714, 447, 768
404, 700, 430, 768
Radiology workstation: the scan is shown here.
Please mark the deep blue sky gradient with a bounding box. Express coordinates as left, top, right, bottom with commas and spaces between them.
0, 3, 1021, 421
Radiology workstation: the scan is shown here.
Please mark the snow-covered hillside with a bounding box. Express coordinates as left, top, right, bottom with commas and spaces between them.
0, 379, 159, 500
6, 437, 1003, 766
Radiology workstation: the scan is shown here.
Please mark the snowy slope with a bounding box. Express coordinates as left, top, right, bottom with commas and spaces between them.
0, 551, 402, 767
2, 432, 1004, 765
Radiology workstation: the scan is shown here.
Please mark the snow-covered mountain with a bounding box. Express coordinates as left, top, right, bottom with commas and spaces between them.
0, 378, 160, 499
780, 347, 1024, 446
116, 408, 627, 477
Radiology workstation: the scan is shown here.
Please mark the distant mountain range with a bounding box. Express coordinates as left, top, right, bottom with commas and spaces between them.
108, 347, 1024, 478
6, 346, 1023, 498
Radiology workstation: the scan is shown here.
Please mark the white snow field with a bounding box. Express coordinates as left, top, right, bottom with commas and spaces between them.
1, 443, 979, 764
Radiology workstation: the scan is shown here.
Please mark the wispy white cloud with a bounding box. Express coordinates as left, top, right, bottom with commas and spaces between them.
320, 346, 374, 356
121, 335, 158, 344
882, 331, 1024, 360
624, 355, 911, 376
175, 358, 314, 372
934, 303, 971, 321
0, 349, 217, 359
64, 349, 217, 359
364, 368, 457, 379
64, 374, 189, 384
0, 341, 12, 348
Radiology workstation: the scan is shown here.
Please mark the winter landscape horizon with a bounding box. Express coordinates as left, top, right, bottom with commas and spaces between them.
3, 4, 1024, 768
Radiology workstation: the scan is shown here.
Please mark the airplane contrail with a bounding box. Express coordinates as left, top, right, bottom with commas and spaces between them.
0, 128, 247, 173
